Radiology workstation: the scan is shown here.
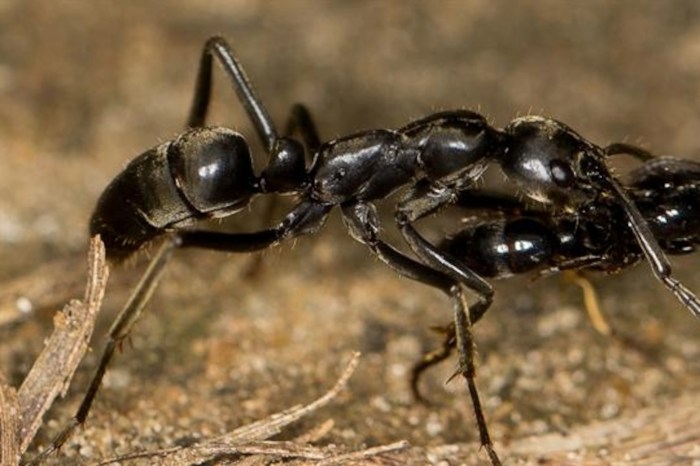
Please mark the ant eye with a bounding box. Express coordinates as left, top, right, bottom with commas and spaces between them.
334, 168, 347, 180
550, 160, 575, 187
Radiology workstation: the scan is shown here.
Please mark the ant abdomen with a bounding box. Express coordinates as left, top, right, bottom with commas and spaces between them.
90, 126, 259, 261
441, 217, 557, 278
630, 157, 700, 253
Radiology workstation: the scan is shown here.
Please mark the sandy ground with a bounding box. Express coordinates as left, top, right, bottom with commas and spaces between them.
1, 1, 699, 465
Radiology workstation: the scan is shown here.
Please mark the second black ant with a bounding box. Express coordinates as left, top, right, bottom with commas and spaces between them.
411, 154, 700, 401
30, 37, 700, 466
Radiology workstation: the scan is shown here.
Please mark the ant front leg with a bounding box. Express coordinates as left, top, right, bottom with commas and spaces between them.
606, 177, 700, 318
395, 187, 494, 324
600, 140, 700, 314
341, 202, 502, 466
586, 145, 699, 318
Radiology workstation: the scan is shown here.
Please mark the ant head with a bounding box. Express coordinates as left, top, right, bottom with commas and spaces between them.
503, 117, 698, 316
502, 116, 614, 210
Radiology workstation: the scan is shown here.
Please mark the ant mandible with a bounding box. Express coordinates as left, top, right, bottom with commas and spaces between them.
31, 36, 700, 466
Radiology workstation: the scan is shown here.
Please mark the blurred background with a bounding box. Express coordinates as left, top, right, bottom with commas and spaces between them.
1, 1, 699, 464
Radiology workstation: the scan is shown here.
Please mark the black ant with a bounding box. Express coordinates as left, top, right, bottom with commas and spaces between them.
29, 37, 700, 466
411, 154, 700, 401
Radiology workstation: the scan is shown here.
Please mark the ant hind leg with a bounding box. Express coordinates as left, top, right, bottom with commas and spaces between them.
27, 237, 179, 465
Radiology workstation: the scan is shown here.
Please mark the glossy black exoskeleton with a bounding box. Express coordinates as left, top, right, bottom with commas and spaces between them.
450, 155, 700, 293
410, 155, 700, 400
629, 157, 700, 254
31, 36, 700, 466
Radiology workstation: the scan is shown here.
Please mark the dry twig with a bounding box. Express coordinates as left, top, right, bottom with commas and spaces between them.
0, 381, 20, 466
94, 352, 409, 466
15, 237, 108, 454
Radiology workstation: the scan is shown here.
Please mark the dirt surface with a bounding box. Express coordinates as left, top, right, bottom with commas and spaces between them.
1, 1, 699, 465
